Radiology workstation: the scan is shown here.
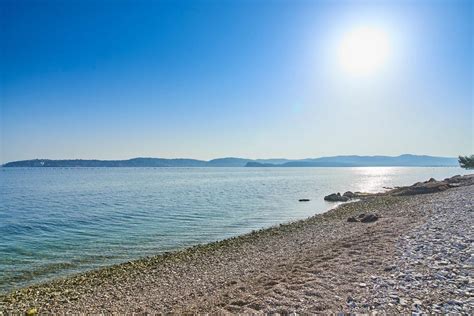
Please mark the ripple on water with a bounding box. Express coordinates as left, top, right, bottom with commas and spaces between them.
0, 167, 470, 293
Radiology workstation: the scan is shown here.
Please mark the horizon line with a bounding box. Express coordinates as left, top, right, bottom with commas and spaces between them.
2, 153, 463, 165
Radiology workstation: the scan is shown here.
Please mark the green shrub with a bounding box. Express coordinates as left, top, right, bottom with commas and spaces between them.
458, 155, 474, 169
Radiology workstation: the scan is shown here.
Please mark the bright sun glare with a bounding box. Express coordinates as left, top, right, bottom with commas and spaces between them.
338, 26, 390, 75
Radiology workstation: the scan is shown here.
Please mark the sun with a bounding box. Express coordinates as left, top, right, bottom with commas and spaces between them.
338, 26, 390, 75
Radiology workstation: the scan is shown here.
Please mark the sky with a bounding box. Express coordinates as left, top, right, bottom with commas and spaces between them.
1, 0, 473, 163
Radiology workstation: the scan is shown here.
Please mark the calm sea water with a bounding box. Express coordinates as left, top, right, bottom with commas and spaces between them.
0, 167, 469, 293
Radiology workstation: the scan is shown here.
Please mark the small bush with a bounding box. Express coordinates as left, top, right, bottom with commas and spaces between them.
458, 155, 474, 169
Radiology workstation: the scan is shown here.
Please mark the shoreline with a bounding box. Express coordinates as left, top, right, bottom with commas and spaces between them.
1, 175, 473, 313
0, 199, 353, 296
0, 197, 366, 294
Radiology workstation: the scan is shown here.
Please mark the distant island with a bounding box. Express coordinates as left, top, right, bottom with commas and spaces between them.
2, 154, 459, 168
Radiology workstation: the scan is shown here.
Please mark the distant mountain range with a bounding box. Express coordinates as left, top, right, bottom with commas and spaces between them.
2, 155, 460, 168
246, 155, 459, 167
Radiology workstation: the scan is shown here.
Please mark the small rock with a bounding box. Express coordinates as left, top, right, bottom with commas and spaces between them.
298, 199, 310, 202
383, 265, 397, 272
360, 213, 379, 223
389, 294, 400, 303
346, 295, 357, 308
26, 308, 38, 316
413, 299, 422, 306
347, 217, 358, 222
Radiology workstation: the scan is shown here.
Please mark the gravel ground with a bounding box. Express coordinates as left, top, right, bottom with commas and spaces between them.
1, 177, 473, 314
342, 184, 474, 315
371, 186, 474, 314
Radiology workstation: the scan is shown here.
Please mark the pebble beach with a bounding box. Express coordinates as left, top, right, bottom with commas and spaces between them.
1, 175, 473, 314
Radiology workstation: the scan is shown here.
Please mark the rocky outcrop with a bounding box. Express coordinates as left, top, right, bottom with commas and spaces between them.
343, 191, 355, 198
324, 190, 366, 202
444, 175, 465, 184
385, 175, 474, 196
389, 181, 450, 196
324, 193, 349, 202
332, 175, 474, 202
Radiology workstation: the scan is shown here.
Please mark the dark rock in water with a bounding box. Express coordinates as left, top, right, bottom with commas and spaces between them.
427, 177, 436, 182
343, 191, 355, 198
347, 217, 358, 222
360, 214, 379, 223
299, 199, 310, 202
324, 193, 349, 202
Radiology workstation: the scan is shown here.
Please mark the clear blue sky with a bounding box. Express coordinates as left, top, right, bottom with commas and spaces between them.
1, 0, 472, 163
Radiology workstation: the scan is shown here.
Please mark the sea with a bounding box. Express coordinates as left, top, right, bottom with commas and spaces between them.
0, 166, 469, 293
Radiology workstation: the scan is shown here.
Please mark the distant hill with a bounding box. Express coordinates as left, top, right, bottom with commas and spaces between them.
245, 161, 278, 167
207, 157, 253, 167
2, 158, 208, 168
245, 155, 459, 167
2, 154, 459, 168
255, 158, 293, 165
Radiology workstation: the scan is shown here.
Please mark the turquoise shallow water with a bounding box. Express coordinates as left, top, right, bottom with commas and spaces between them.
0, 167, 469, 293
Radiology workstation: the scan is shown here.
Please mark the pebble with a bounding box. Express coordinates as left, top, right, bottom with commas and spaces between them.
369, 186, 474, 315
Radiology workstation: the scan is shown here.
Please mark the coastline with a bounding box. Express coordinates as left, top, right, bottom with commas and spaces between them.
1, 176, 473, 313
